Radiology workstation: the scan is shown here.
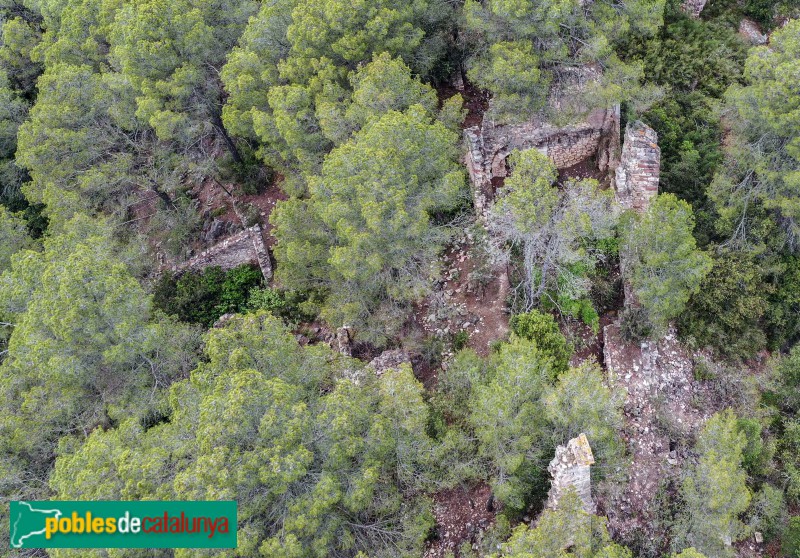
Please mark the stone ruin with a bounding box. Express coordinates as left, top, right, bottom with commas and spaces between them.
464, 66, 621, 220
171, 223, 272, 282
615, 121, 661, 213
547, 433, 596, 514
682, 0, 708, 18
739, 18, 768, 45
367, 349, 412, 376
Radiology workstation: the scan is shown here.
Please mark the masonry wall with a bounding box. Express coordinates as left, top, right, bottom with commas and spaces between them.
614, 121, 660, 213
171, 224, 272, 282
465, 106, 620, 219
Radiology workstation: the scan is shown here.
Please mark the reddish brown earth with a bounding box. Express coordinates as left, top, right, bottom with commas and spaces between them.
414, 231, 510, 362
568, 311, 617, 369
437, 79, 490, 130
192, 177, 286, 245
558, 156, 605, 185
424, 483, 497, 558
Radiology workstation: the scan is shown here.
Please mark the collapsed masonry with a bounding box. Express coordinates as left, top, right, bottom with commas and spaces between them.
464, 66, 621, 220
547, 433, 596, 514
171, 223, 272, 282
681, 0, 708, 18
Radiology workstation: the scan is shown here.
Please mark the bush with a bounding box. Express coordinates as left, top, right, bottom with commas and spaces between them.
747, 485, 786, 542
509, 310, 572, 374
736, 418, 771, 477
783, 516, 800, 558
678, 251, 769, 359
451, 329, 469, 352
434, 348, 487, 425
218, 264, 263, 314
247, 287, 315, 325
619, 307, 653, 342
766, 256, 800, 351
153, 264, 264, 327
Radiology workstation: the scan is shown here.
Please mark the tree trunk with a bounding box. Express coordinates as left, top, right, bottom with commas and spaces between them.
212, 110, 243, 164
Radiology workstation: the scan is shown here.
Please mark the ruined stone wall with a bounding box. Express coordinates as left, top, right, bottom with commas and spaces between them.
614, 121, 660, 308
614, 121, 660, 213
682, 0, 708, 17
547, 433, 596, 514
465, 106, 620, 219
172, 224, 272, 281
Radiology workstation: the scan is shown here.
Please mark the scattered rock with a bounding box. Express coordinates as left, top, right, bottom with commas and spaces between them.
367, 349, 412, 376
681, 0, 708, 18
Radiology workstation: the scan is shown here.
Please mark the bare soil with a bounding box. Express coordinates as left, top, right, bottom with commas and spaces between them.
415, 230, 510, 361
437, 79, 490, 130
424, 483, 497, 558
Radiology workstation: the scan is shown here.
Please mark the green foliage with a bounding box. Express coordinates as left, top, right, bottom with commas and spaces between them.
620, 12, 747, 99
50, 312, 441, 557
509, 310, 572, 375
464, 0, 664, 122
470, 337, 554, 512
765, 256, 800, 350
544, 361, 626, 478
736, 418, 770, 477
784, 516, 800, 558
677, 409, 751, 557
619, 307, 654, 343
273, 106, 464, 344
490, 490, 621, 558
0, 205, 32, 272
434, 348, 487, 425
0, 216, 201, 491
0, 67, 29, 208
771, 345, 800, 415
490, 149, 617, 320
710, 20, 800, 247
467, 335, 624, 514
703, 0, 799, 29
153, 264, 263, 327
641, 93, 724, 246
617, 6, 748, 247
109, 0, 257, 143
747, 485, 786, 542
679, 250, 769, 357
221, 0, 455, 179
779, 419, 800, 505
622, 194, 712, 333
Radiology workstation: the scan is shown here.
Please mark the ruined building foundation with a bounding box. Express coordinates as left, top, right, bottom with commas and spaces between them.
171, 224, 272, 282
465, 106, 620, 219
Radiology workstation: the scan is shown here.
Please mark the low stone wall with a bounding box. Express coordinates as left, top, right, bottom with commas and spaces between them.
172, 224, 272, 282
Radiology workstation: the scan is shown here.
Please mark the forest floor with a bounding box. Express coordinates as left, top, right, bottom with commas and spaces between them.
424, 483, 496, 558
415, 228, 510, 357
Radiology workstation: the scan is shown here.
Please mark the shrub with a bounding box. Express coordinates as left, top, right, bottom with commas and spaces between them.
619, 307, 653, 342
678, 251, 769, 359
509, 310, 572, 374
747, 485, 786, 542
783, 516, 800, 558
247, 287, 316, 325
153, 264, 263, 327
